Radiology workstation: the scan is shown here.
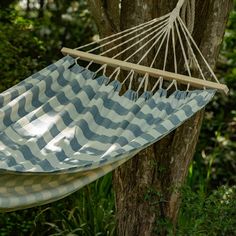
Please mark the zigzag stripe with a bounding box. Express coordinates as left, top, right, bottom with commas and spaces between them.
0, 56, 215, 174
0, 92, 193, 171
0, 89, 214, 173
0, 56, 216, 211
0, 57, 73, 109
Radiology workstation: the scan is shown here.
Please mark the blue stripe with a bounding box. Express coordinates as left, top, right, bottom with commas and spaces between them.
0, 56, 215, 175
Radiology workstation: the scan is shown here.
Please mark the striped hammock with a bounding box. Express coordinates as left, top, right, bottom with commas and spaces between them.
0, 0, 227, 211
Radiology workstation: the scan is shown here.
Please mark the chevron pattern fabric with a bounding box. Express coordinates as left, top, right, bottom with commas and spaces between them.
0, 56, 215, 211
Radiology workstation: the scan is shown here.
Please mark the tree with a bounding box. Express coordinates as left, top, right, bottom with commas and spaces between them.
88, 0, 232, 235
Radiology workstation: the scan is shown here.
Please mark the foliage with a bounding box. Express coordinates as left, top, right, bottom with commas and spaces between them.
0, 208, 38, 236
0, 0, 96, 92
176, 185, 236, 236
29, 0, 96, 60
153, 186, 236, 236
0, 9, 46, 92
187, 1, 236, 191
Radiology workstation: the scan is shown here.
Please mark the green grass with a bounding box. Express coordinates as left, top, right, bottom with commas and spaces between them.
176, 185, 236, 236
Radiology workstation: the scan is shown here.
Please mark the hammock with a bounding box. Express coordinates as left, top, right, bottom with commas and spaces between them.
0, 0, 228, 211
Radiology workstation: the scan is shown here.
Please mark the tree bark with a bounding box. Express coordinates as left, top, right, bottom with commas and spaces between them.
88, 0, 233, 235
87, 0, 120, 37
38, 0, 45, 18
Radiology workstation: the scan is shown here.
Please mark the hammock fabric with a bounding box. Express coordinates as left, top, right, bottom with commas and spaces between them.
0, 56, 215, 211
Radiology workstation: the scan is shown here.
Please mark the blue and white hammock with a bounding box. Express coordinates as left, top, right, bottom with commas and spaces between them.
0, 0, 228, 211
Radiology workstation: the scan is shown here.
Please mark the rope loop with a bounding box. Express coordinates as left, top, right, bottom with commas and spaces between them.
128, 70, 135, 89
109, 67, 121, 80
144, 73, 149, 92
151, 76, 164, 92
121, 70, 134, 86
75, 56, 80, 65
71, 0, 220, 91
95, 64, 107, 75
137, 76, 146, 93
167, 80, 178, 91
186, 82, 190, 92
86, 60, 94, 69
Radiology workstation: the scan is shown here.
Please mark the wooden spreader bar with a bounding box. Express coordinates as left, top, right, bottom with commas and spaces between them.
61, 47, 229, 94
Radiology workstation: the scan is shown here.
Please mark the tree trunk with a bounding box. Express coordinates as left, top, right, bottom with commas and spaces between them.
88, 0, 232, 235
38, 0, 45, 18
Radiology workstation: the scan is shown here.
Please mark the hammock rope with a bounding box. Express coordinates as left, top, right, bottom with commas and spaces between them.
64, 0, 225, 93
0, 0, 228, 212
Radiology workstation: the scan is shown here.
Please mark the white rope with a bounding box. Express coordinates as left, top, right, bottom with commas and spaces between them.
75, 13, 171, 51
114, 67, 121, 80
81, 18, 168, 80
144, 73, 149, 92
101, 18, 169, 57
151, 76, 163, 92
86, 60, 94, 69
111, 20, 168, 59
89, 18, 165, 54
149, 30, 170, 68
178, 17, 219, 83
75, 19, 157, 50
124, 26, 168, 62
127, 71, 135, 89
180, 1, 187, 25
187, 1, 192, 32
138, 28, 169, 65
176, 0, 186, 11
137, 74, 149, 93
186, 82, 191, 91
170, 0, 186, 24
121, 70, 134, 86
171, 26, 178, 73
177, 16, 206, 80
95, 63, 107, 75
82, 19, 168, 77
174, 20, 192, 77
71, 0, 220, 93
186, 0, 195, 34
180, 0, 195, 34
163, 28, 171, 70
190, 0, 196, 33
109, 67, 121, 80
167, 79, 178, 91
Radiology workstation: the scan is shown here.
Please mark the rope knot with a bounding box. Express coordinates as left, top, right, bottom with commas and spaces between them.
169, 8, 179, 28
169, 0, 186, 28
